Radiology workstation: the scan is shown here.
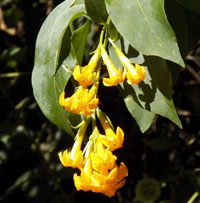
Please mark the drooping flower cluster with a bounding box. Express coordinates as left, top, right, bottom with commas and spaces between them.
59, 39, 146, 116
59, 46, 101, 116
59, 85, 99, 116
59, 33, 146, 197
59, 109, 128, 197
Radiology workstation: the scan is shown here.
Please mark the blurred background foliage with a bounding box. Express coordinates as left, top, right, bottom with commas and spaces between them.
0, 0, 200, 202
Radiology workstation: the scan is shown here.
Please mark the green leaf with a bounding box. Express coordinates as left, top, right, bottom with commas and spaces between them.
109, 40, 182, 130
105, 0, 184, 66
71, 20, 91, 65
109, 41, 155, 132
121, 56, 182, 130
85, 0, 108, 24
119, 84, 155, 133
33, 53, 76, 136
176, 0, 200, 13
137, 56, 182, 128
32, 1, 86, 135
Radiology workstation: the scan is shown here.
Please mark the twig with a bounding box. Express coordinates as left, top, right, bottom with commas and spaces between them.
185, 64, 200, 83
187, 192, 199, 203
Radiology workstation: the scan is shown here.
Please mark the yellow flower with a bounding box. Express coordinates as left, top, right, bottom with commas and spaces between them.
93, 162, 128, 197
73, 46, 101, 87
74, 158, 128, 197
73, 158, 97, 192
97, 109, 124, 151
98, 127, 124, 151
58, 119, 89, 169
123, 61, 145, 85
91, 142, 117, 175
59, 148, 83, 169
59, 86, 99, 116
101, 46, 125, 86
109, 38, 145, 85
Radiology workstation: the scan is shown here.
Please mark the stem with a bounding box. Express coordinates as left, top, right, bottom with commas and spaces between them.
187, 192, 199, 203
94, 59, 102, 88
99, 16, 111, 47
99, 26, 106, 45
103, 16, 111, 47
108, 38, 117, 48
106, 16, 111, 26
76, 116, 91, 139
103, 30, 108, 48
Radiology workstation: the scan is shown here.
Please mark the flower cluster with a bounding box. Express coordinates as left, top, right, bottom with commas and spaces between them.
59, 46, 101, 116
59, 110, 128, 197
59, 35, 146, 197
59, 39, 146, 116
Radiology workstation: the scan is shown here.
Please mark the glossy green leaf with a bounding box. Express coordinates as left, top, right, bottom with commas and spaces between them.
105, 0, 184, 66
176, 0, 200, 13
119, 84, 155, 133
109, 40, 182, 131
33, 53, 76, 136
85, 0, 108, 24
32, 1, 86, 135
109, 42, 155, 132
71, 20, 91, 65
122, 56, 182, 130
136, 56, 182, 128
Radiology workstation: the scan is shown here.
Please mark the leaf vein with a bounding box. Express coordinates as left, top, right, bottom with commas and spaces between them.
136, 0, 163, 43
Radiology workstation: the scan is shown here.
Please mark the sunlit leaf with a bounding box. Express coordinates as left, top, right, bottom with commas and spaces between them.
105, 0, 184, 66
137, 56, 182, 128
109, 41, 155, 132
109, 40, 182, 131
32, 1, 86, 135
119, 84, 155, 133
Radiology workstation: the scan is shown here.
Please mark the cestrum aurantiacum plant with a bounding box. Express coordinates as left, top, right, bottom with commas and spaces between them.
58, 27, 146, 197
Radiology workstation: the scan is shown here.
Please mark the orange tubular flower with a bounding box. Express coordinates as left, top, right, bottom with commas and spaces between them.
59, 118, 89, 169
73, 158, 95, 192
98, 127, 124, 151
73, 46, 101, 87
74, 158, 128, 198
93, 162, 128, 197
91, 141, 117, 175
109, 38, 146, 85
59, 85, 99, 116
101, 46, 125, 87
97, 109, 124, 151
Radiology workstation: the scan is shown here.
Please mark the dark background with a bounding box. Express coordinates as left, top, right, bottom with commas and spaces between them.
0, 0, 200, 202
